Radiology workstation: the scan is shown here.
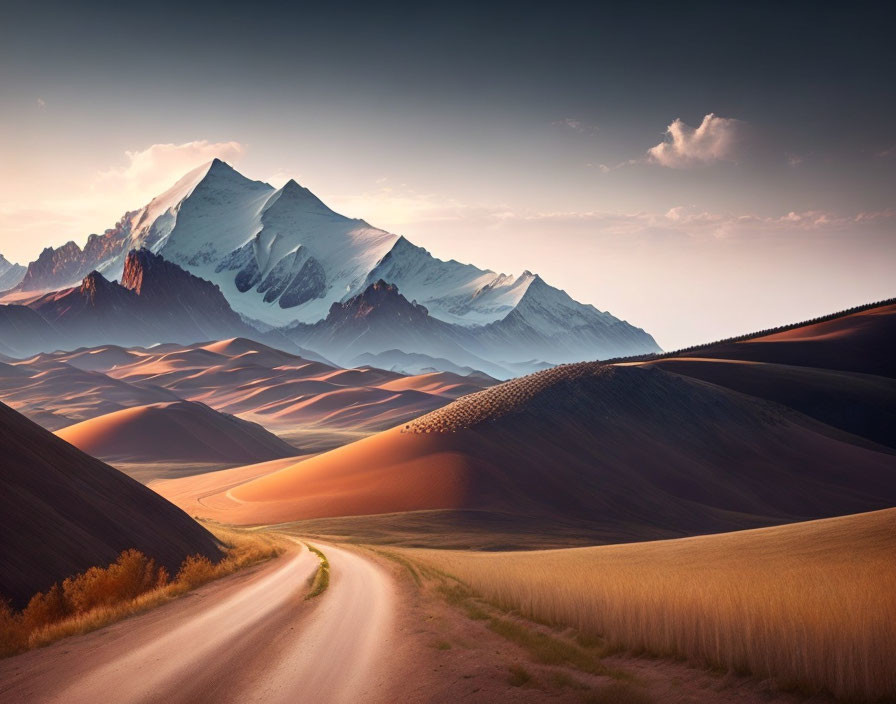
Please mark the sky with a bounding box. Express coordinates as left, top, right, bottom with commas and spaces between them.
1, 0, 894, 349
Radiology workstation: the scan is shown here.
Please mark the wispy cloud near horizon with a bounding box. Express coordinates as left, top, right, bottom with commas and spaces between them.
97, 141, 246, 196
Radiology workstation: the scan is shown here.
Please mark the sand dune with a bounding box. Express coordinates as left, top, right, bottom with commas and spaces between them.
160, 362, 896, 534
0, 401, 221, 608
1, 337, 495, 436
48, 345, 149, 371
377, 371, 490, 398
646, 357, 896, 449
0, 360, 178, 427
56, 400, 297, 463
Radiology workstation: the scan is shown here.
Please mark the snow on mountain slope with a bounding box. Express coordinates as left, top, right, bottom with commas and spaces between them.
97, 160, 398, 326
13, 159, 660, 361
363, 236, 533, 325
0, 254, 25, 291
210, 179, 398, 324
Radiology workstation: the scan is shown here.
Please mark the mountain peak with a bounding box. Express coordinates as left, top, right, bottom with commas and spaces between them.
78, 270, 123, 304
265, 178, 334, 216
205, 156, 232, 172
326, 279, 428, 322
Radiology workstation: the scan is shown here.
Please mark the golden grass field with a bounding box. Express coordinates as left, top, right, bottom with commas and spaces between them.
407, 508, 896, 702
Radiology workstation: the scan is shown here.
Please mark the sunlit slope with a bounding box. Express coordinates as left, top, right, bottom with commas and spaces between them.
201, 363, 896, 533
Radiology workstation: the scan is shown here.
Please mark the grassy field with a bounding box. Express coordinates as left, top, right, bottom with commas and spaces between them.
406, 509, 896, 701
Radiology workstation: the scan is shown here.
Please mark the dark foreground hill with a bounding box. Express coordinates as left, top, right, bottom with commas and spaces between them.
0, 401, 222, 608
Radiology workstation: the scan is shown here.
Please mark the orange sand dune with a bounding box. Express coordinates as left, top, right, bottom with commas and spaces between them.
377, 371, 492, 398
161, 427, 470, 524
56, 400, 296, 463
50, 345, 147, 371
0, 360, 178, 426
314, 367, 402, 386
157, 363, 896, 533
751, 302, 896, 342
150, 455, 305, 508
4, 336, 494, 435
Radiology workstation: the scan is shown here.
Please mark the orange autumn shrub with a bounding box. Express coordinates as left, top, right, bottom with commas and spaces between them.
175, 554, 217, 589
62, 549, 165, 612
1, 527, 282, 658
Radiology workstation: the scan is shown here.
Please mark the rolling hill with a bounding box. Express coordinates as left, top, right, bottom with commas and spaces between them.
55, 400, 297, 463
408, 508, 896, 701
1, 338, 496, 439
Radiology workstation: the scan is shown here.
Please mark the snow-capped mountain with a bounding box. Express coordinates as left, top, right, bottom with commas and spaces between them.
0, 253, 25, 291
12, 159, 661, 366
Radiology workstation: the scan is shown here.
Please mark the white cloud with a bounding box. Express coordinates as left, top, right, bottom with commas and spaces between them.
647, 113, 743, 168
36, 98, 46, 109
479, 205, 896, 241
97, 140, 245, 196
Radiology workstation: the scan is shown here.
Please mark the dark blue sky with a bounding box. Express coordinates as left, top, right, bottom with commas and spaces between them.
1, 0, 894, 346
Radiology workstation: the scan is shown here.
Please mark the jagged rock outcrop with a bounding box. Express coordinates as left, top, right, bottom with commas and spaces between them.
1, 250, 314, 357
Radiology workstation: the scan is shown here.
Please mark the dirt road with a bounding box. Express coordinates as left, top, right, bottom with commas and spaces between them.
0, 542, 398, 704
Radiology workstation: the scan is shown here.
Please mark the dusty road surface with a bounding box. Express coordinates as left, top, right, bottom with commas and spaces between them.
0, 542, 399, 704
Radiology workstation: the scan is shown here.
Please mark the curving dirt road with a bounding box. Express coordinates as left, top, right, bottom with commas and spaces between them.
0, 542, 398, 704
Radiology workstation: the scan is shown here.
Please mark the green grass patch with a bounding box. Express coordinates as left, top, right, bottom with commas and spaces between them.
304, 543, 330, 599
488, 617, 631, 680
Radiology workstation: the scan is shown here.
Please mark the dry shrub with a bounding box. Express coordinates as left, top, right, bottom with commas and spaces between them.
0, 524, 285, 658
0, 600, 27, 657
62, 549, 163, 612
22, 584, 70, 633
409, 510, 896, 702
175, 555, 216, 589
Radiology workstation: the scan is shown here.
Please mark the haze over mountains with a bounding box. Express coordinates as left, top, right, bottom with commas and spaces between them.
0, 159, 660, 375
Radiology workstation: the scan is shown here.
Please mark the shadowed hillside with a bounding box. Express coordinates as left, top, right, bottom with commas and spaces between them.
0, 401, 222, 608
